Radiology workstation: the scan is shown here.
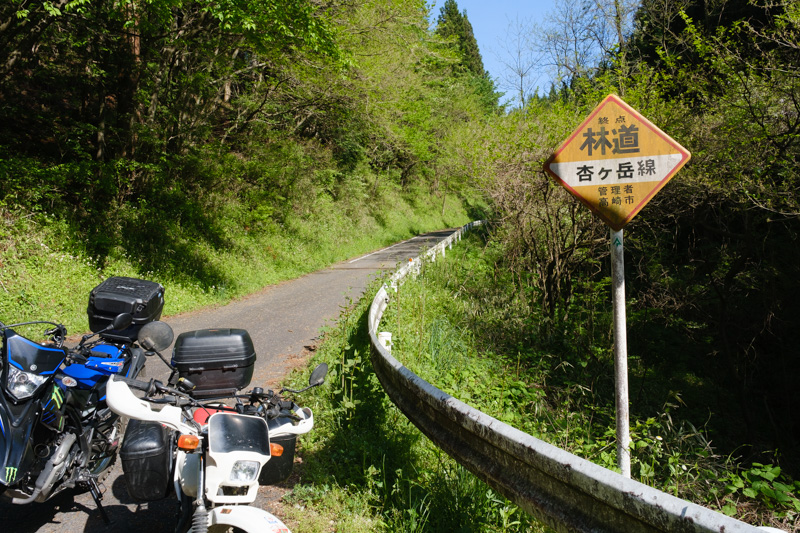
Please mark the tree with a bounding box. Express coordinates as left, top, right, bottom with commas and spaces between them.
433, 0, 500, 112
0, 0, 344, 196
435, 0, 486, 77
495, 15, 542, 108
536, 0, 639, 88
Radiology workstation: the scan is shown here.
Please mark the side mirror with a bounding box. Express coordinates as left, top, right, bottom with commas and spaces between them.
281, 363, 329, 394
138, 321, 174, 352
111, 313, 133, 331
82, 312, 134, 346
309, 363, 328, 388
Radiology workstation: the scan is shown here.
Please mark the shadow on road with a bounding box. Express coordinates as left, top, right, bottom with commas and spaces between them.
0, 473, 178, 533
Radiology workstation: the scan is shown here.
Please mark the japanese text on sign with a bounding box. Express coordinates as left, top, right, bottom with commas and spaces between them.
543, 95, 691, 230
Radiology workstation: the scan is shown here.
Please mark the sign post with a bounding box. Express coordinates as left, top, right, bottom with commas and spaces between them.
611, 228, 630, 477
544, 95, 690, 478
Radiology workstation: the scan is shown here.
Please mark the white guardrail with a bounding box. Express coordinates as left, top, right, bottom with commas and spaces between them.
367, 221, 777, 533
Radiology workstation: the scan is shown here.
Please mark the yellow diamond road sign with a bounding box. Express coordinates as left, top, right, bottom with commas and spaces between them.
544, 94, 691, 231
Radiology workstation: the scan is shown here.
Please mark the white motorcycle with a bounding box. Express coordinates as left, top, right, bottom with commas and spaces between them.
105, 328, 327, 533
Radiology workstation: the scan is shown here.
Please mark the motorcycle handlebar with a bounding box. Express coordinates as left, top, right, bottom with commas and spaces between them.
111, 377, 305, 415
68, 352, 88, 364
113, 375, 174, 396
111, 376, 197, 408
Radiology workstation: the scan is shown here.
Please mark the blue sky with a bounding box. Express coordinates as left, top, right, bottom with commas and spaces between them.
428, 0, 558, 101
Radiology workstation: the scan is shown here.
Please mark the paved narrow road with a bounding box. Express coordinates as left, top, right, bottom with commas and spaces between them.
1, 229, 457, 533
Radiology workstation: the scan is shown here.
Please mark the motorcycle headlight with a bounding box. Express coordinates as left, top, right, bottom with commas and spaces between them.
229, 460, 260, 483
6, 365, 48, 400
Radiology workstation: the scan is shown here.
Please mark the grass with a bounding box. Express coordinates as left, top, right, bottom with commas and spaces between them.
377, 232, 800, 532
0, 153, 503, 532
0, 183, 477, 334
7, 171, 795, 530
273, 257, 545, 532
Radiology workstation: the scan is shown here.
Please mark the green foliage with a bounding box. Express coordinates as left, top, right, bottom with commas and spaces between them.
0, 0, 495, 228
722, 463, 800, 517
383, 233, 799, 530
0, 0, 494, 333
467, 9, 800, 530
0, 175, 471, 333
5, 0, 800, 529
433, 0, 500, 112
274, 261, 542, 532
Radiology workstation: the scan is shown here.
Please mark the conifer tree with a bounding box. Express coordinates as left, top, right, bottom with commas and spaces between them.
435, 0, 486, 77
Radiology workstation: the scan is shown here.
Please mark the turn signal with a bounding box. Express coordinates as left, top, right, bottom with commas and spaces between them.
177, 434, 200, 450
270, 443, 284, 457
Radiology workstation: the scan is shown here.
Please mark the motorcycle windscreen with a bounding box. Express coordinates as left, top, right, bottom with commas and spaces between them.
208, 414, 269, 456
5, 331, 66, 376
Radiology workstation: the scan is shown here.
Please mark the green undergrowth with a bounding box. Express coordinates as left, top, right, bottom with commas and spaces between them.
372, 233, 799, 532
0, 186, 475, 334
275, 280, 541, 532
277, 230, 799, 532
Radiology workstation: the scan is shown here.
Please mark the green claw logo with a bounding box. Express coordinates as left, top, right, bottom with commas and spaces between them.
5, 466, 17, 483
51, 387, 63, 409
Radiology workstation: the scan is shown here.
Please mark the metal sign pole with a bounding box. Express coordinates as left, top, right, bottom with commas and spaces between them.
611, 228, 631, 478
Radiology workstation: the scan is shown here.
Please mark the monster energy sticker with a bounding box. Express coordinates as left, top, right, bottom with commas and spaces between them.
5, 466, 17, 483
51, 387, 63, 409
42, 385, 66, 431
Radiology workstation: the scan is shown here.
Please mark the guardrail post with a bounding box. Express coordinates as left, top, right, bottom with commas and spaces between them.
378, 332, 392, 353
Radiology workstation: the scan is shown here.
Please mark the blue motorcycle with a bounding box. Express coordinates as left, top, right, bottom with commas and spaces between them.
0, 310, 172, 522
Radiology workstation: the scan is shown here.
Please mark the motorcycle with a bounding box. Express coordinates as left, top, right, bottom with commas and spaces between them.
0, 312, 168, 521
105, 350, 327, 533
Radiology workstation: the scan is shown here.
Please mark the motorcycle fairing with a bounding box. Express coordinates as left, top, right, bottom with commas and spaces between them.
60, 357, 125, 390
60, 343, 143, 402
61, 346, 142, 414
4, 330, 66, 376
205, 413, 270, 504
40, 383, 67, 431
0, 330, 63, 489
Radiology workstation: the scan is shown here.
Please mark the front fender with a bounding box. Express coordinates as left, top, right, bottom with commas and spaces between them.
188, 505, 291, 533
0, 396, 38, 487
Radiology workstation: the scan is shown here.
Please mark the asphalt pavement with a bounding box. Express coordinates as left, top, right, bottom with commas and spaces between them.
0, 229, 457, 533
